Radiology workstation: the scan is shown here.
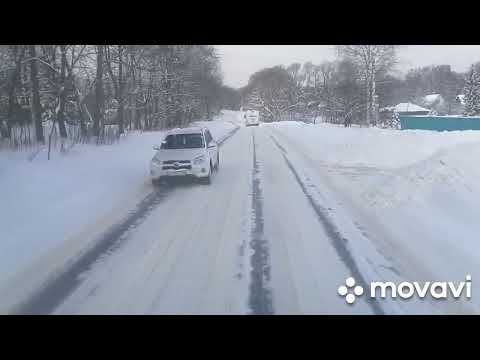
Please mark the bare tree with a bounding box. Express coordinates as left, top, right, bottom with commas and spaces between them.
93, 45, 104, 138
28, 45, 44, 143
5, 45, 25, 139
318, 61, 336, 123
105, 45, 128, 134
336, 45, 397, 126
56, 44, 68, 140
65, 45, 94, 138
0, 44, 230, 150
242, 66, 294, 121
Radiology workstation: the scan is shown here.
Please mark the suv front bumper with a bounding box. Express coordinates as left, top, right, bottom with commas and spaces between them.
150, 162, 209, 180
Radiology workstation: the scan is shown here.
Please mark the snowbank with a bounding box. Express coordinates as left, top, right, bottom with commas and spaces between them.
213, 109, 245, 127
268, 121, 480, 314
363, 141, 480, 208
0, 117, 238, 312
269, 122, 480, 210
270, 121, 480, 168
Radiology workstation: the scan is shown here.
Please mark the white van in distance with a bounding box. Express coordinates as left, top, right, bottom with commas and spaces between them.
244, 110, 260, 127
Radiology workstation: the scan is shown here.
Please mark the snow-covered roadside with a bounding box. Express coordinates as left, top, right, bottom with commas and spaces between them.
193, 118, 239, 142
0, 118, 237, 313
266, 121, 480, 314
213, 109, 245, 127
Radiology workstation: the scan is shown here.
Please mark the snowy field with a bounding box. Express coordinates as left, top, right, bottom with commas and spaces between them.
0, 116, 237, 312
267, 121, 480, 314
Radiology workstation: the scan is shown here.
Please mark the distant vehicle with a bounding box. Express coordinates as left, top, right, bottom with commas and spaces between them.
150, 127, 219, 185
244, 110, 260, 127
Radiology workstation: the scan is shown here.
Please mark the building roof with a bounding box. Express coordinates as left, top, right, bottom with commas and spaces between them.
395, 103, 431, 113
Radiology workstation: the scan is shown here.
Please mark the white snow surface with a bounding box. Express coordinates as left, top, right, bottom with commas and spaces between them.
0, 116, 237, 312
51, 122, 375, 315
54, 127, 252, 314
267, 121, 480, 314
4, 112, 480, 314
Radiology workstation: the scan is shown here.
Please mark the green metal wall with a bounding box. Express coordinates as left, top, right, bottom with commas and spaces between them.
399, 116, 480, 131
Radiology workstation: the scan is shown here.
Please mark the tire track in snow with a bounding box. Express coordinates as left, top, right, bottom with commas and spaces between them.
12, 126, 241, 315
12, 187, 171, 315
249, 128, 274, 315
268, 134, 384, 315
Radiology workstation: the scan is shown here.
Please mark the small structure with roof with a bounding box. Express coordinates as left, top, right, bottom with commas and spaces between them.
394, 103, 431, 115
423, 94, 444, 107
422, 94, 446, 114
379, 102, 431, 127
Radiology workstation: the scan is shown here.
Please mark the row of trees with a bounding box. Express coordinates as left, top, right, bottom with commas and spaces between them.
4, 45, 476, 147
240, 45, 399, 126
0, 45, 240, 149
240, 45, 480, 126
397, 64, 465, 114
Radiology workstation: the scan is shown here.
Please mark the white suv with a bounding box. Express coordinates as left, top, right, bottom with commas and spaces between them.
150, 127, 219, 185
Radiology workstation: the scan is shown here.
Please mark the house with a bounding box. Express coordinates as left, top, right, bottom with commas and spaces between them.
379, 102, 431, 127
422, 94, 446, 114
379, 102, 431, 116
423, 94, 444, 107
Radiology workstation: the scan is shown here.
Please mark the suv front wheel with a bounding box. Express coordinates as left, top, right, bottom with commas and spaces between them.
200, 163, 212, 185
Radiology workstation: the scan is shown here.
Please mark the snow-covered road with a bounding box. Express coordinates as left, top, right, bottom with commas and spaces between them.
9, 123, 381, 315
5, 113, 480, 315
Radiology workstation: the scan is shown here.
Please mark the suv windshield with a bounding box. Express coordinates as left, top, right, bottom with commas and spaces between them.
162, 133, 205, 149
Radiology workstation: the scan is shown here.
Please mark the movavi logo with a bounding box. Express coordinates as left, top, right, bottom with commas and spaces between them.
338, 276, 472, 304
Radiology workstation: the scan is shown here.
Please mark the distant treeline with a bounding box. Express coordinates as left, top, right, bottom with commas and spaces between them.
0, 45, 241, 148
239, 46, 480, 126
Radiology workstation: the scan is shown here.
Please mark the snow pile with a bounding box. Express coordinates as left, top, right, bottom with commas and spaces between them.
364, 142, 480, 208
269, 121, 480, 313
0, 117, 237, 311
214, 109, 245, 127
269, 121, 480, 209
270, 121, 480, 168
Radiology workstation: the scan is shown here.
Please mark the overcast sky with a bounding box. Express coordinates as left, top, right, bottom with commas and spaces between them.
216, 45, 480, 89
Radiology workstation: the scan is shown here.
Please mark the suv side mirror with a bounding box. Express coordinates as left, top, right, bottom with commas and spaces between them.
208, 141, 217, 148
153, 145, 161, 151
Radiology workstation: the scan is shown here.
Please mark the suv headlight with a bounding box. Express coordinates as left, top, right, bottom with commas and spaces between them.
151, 157, 162, 165
193, 154, 206, 165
